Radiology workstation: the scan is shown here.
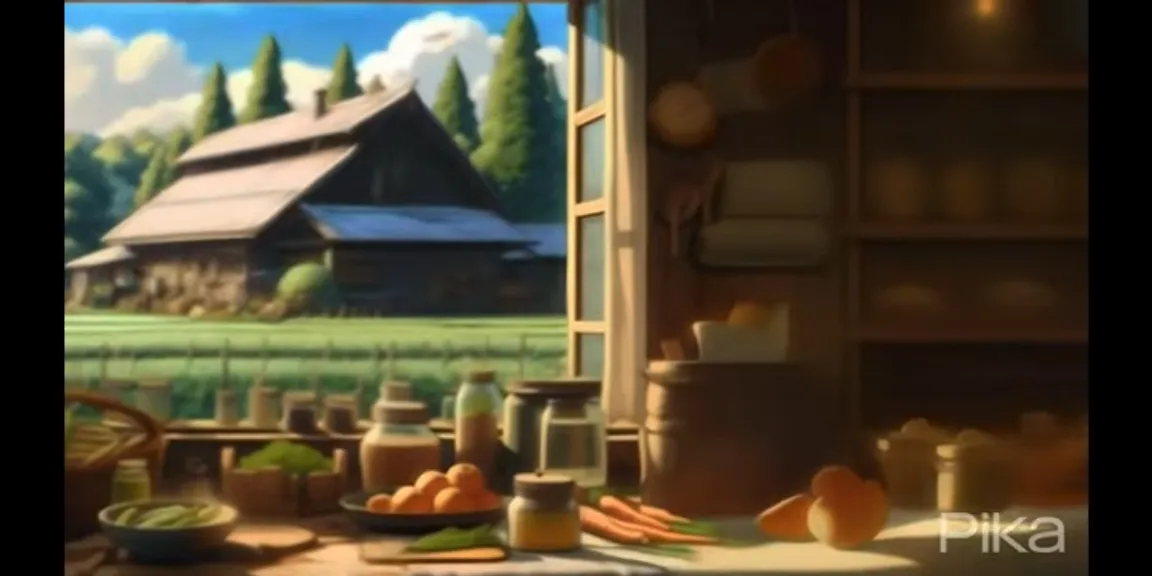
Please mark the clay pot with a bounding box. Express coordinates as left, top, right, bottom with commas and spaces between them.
867, 157, 926, 221
939, 160, 991, 222
1003, 158, 1066, 222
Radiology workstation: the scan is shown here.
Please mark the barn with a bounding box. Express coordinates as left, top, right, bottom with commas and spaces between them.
78, 82, 547, 315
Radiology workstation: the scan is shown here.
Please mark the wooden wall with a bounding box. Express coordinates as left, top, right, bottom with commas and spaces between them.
133, 241, 250, 304
644, 0, 848, 392
331, 245, 506, 314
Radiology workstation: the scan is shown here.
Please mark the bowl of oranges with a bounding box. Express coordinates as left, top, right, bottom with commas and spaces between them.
341, 464, 505, 534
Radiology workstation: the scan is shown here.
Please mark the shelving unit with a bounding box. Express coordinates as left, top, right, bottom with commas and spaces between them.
844, 0, 1089, 429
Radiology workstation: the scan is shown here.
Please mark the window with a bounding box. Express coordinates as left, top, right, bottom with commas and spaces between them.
567, 0, 612, 383
567, 0, 648, 424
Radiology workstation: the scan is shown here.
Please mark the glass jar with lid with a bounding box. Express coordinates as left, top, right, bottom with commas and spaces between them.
454, 370, 503, 479
111, 459, 152, 504
538, 394, 607, 488
281, 391, 319, 434
507, 472, 581, 552
360, 401, 441, 492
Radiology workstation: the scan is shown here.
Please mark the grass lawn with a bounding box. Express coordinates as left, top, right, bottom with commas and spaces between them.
64, 314, 569, 419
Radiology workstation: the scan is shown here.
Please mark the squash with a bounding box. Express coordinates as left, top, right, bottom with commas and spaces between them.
756, 493, 814, 541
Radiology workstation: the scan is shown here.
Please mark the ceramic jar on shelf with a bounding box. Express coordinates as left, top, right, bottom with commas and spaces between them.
867, 156, 927, 222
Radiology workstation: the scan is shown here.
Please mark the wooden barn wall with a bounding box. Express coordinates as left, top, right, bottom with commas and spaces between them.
307, 110, 493, 212
331, 245, 506, 315
132, 241, 250, 302
644, 0, 847, 391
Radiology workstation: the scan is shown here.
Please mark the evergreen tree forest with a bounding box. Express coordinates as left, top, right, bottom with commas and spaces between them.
64, 7, 567, 264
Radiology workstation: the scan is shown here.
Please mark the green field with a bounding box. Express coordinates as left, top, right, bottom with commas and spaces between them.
64, 314, 568, 419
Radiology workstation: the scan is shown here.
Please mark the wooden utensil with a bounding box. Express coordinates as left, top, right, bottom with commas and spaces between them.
360, 539, 509, 564
750, 0, 822, 104
659, 159, 724, 257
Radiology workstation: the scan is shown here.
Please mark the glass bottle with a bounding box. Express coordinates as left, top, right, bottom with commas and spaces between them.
360, 401, 441, 492
111, 459, 152, 504
454, 370, 503, 479
506, 472, 581, 552
538, 396, 607, 488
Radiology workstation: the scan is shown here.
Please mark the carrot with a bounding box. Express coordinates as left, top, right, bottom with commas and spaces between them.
580, 505, 648, 545
599, 494, 670, 531
638, 503, 690, 525
612, 519, 720, 545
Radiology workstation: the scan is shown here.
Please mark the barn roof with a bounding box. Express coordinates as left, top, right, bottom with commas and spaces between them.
177, 80, 417, 165
103, 146, 356, 245
504, 223, 566, 260
65, 245, 136, 270
299, 204, 531, 245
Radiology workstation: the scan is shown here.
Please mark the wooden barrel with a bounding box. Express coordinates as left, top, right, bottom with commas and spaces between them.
641, 361, 846, 517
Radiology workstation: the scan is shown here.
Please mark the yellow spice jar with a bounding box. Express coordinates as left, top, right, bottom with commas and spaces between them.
507, 472, 582, 552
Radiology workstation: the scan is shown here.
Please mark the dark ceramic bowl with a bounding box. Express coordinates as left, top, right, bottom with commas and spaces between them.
340, 491, 505, 535
98, 499, 239, 563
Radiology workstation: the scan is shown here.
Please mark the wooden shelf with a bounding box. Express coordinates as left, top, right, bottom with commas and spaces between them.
849, 73, 1088, 91
850, 223, 1088, 241
854, 329, 1088, 345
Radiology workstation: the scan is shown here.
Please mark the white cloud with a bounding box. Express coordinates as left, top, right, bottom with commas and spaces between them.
64, 12, 568, 137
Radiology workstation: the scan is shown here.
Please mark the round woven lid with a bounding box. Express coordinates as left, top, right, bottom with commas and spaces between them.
751, 34, 822, 103
374, 401, 429, 424
506, 378, 601, 397
514, 472, 574, 508
467, 370, 497, 383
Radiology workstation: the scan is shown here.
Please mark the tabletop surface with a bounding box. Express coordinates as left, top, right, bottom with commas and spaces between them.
65, 507, 1089, 576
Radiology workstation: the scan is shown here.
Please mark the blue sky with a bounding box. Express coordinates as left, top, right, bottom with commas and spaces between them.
63, 3, 567, 70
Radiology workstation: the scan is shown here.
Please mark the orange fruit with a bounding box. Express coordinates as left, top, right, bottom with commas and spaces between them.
432, 487, 473, 513
366, 494, 392, 514
446, 463, 486, 496
807, 479, 888, 550
415, 470, 450, 500
756, 493, 814, 541
471, 490, 503, 511
390, 486, 432, 514
810, 465, 861, 500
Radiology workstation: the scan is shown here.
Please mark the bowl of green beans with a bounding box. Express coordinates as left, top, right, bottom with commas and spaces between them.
98, 499, 239, 563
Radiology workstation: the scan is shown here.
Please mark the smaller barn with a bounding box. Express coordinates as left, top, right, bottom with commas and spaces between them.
502, 224, 566, 314
65, 245, 137, 306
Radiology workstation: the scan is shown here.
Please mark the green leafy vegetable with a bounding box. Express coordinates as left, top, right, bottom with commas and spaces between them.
405, 525, 504, 552
239, 440, 332, 475
669, 520, 719, 537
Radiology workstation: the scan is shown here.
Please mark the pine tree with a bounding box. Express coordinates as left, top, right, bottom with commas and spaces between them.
162, 127, 192, 186
471, 4, 565, 223
432, 56, 481, 153
543, 63, 567, 191
239, 35, 292, 123
192, 62, 237, 142
365, 75, 386, 94
326, 43, 364, 105
134, 148, 168, 209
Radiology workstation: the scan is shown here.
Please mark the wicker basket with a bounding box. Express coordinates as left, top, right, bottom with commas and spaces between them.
64, 390, 164, 541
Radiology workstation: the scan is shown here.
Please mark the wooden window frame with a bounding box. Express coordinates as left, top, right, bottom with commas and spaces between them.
567, 0, 648, 425
566, 0, 613, 380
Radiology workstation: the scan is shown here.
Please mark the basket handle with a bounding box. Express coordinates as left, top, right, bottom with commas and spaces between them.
65, 390, 164, 471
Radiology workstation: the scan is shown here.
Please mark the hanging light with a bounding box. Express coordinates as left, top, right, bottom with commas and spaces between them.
975, 0, 1000, 19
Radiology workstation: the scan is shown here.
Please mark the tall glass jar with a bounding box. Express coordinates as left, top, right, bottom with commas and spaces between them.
538, 395, 607, 488
111, 459, 152, 504
454, 370, 503, 479
360, 401, 441, 492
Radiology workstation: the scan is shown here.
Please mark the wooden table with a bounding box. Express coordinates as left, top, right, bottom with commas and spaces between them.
65, 507, 1088, 576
